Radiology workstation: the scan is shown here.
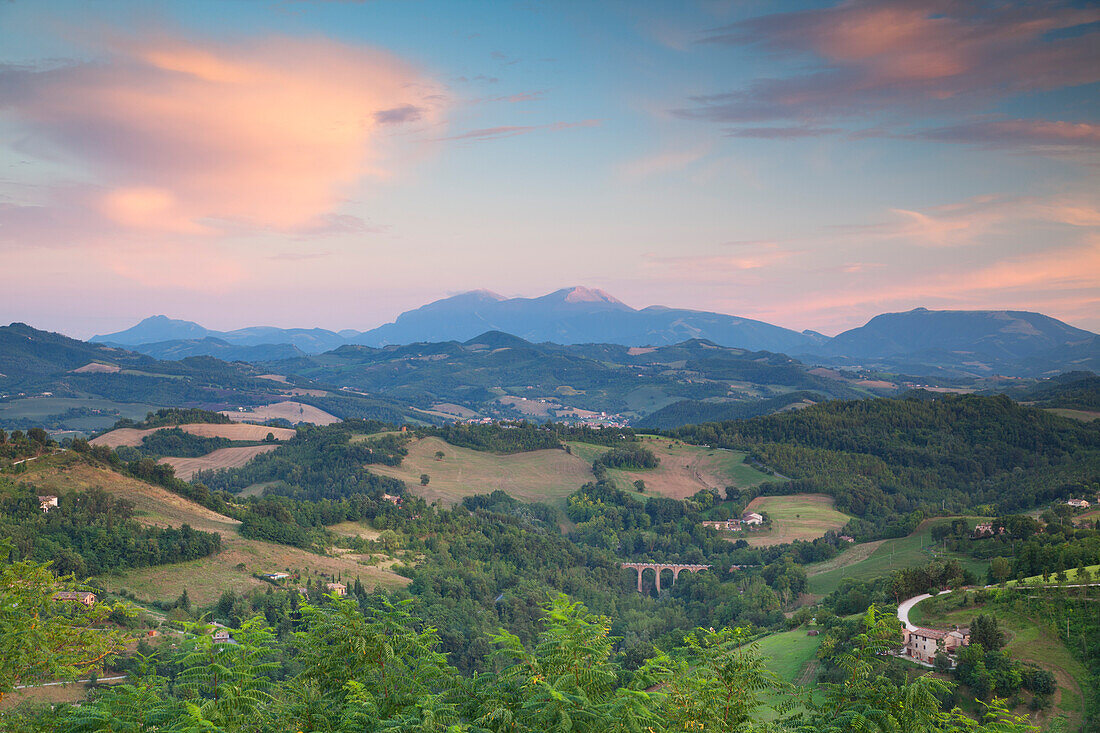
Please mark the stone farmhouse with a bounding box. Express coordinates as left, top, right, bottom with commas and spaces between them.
53, 591, 97, 606
742, 512, 764, 525
901, 626, 970, 665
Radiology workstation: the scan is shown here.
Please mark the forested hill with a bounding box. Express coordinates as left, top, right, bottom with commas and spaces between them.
669, 394, 1100, 536
262, 334, 871, 420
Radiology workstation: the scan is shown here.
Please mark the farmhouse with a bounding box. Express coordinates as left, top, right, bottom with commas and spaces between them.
1067, 498, 1091, 509
53, 591, 96, 606
212, 623, 233, 644
742, 512, 764, 525
838, 535, 855, 543
38, 495, 58, 513
263, 572, 290, 581
901, 626, 970, 665
701, 519, 741, 531
382, 494, 402, 505
325, 582, 347, 596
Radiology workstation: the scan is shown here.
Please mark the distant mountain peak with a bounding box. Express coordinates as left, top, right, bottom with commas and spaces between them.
560, 286, 623, 305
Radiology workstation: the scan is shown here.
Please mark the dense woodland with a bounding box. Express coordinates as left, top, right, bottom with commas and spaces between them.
669, 394, 1100, 538
0, 558, 1045, 732
0, 485, 220, 576
3, 385, 1100, 730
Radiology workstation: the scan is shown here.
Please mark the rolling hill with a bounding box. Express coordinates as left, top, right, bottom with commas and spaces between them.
93, 294, 1098, 379
262, 333, 871, 422
811, 307, 1100, 376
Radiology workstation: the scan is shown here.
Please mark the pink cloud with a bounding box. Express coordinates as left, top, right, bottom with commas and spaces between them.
437, 119, 600, 142
0, 33, 445, 233
918, 119, 1100, 150
680, 1, 1099, 130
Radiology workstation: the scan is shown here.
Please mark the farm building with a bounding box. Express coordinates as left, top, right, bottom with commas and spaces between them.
1067, 498, 1091, 509
901, 626, 969, 665
325, 582, 347, 596
38, 495, 58, 513
263, 572, 290, 581
838, 535, 855, 543
701, 519, 741, 531
212, 623, 234, 644
53, 591, 96, 606
742, 512, 764, 525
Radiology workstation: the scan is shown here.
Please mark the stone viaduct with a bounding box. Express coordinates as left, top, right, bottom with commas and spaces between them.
621, 562, 711, 593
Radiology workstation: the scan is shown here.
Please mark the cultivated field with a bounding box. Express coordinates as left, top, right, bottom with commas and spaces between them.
1045, 408, 1100, 422
805, 518, 990, 596
370, 436, 594, 505
12, 454, 408, 606
739, 494, 850, 547
158, 444, 279, 480
221, 401, 339, 425
568, 435, 773, 500
92, 422, 296, 447
0, 397, 159, 432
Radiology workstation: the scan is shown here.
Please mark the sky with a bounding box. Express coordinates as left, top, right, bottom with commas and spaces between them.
0, 0, 1098, 339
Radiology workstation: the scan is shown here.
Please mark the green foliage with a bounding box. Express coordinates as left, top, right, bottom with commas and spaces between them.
0, 543, 130, 703
138, 427, 234, 457
670, 394, 1100, 538
1, 486, 221, 575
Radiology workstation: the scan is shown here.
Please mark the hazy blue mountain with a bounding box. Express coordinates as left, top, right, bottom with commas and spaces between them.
807, 308, 1099, 376
352, 287, 818, 352
130, 337, 306, 362
94, 316, 346, 354
93, 297, 1098, 378
91, 315, 211, 345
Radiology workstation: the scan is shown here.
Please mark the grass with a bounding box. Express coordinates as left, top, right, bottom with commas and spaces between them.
221, 401, 340, 426
1006, 563, 1100, 587
0, 396, 160, 433
568, 435, 773, 500
12, 453, 409, 606
158, 444, 279, 480
752, 627, 823, 719
905, 594, 1088, 731
806, 518, 990, 596
739, 494, 851, 547
371, 436, 595, 506
91, 422, 295, 447
1044, 408, 1100, 422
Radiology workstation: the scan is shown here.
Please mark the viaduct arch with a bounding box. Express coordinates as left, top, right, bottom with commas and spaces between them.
621, 562, 710, 593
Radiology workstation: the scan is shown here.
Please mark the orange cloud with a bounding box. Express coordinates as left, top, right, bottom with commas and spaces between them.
3, 33, 445, 232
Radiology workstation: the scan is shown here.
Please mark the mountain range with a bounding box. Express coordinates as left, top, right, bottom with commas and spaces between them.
92, 287, 1099, 377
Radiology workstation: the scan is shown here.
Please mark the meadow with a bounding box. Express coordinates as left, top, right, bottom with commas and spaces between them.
0, 396, 159, 432
740, 494, 850, 547
751, 627, 824, 720
158, 444, 280, 480
567, 434, 773, 500
220, 400, 340, 425
13, 454, 409, 606
370, 436, 595, 505
805, 518, 990, 596
91, 422, 296, 447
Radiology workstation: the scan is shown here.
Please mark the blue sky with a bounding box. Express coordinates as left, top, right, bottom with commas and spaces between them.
1, 0, 1097, 338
